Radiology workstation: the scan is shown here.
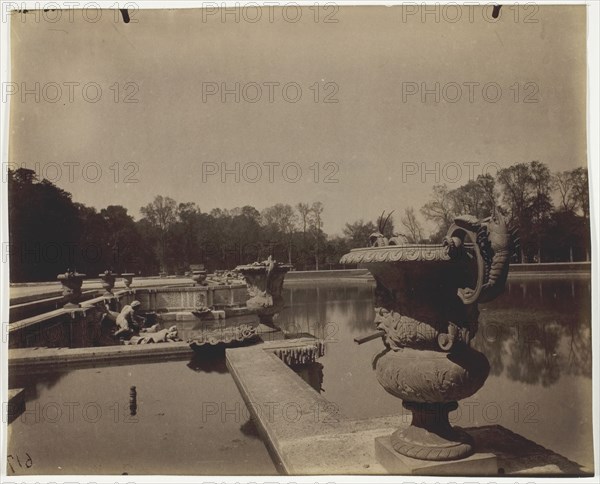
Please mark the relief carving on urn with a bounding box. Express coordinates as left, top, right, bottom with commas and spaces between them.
341, 208, 517, 463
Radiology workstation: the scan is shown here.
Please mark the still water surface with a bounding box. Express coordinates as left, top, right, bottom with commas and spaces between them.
277, 275, 594, 472
8, 352, 277, 475
8, 275, 593, 474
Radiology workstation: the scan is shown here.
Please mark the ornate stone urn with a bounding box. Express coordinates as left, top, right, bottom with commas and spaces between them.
99, 270, 116, 296
235, 256, 293, 327
340, 210, 513, 463
121, 272, 135, 289
57, 270, 86, 308
191, 270, 208, 286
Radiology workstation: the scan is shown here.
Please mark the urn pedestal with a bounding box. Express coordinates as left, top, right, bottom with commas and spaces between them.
57, 270, 86, 308
340, 211, 513, 471
235, 257, 292, 328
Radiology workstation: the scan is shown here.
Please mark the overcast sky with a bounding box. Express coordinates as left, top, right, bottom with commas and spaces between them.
8, 5, 587, 235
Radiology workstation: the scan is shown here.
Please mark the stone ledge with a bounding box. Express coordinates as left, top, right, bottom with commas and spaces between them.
226, 339, 334, 473
7, 336, 322, 373
225, 341, 590, 476
8, 342, 193, 370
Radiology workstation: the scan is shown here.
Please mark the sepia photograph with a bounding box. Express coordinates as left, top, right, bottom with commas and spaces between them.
1, 1, 598, 482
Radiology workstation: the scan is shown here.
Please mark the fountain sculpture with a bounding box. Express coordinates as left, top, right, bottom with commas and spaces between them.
340, 209, 515, 468
234, 256, 293, 328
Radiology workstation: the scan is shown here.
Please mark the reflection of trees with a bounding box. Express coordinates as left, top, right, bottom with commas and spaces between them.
475, 305, 591, 386
472, 277, 591, 385
281, 284, 375, 336
472, 316, 507, 377
505, 319, 561, 387
565, 315, 592, 378
186, 349, 228, 374
283, 277, 591, 388
9, 369, 69, 402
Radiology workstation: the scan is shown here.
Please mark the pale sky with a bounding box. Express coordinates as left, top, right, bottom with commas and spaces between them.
8, 5, 587, 235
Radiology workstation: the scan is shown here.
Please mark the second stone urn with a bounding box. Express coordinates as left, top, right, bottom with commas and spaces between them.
99, 270, 116, 296
57, 270, 86, 308
340, 209, 514, 462
191, 270, 208, 286
235, 256, 293, 327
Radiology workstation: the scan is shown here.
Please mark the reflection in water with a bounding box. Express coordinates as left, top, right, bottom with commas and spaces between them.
278, 278, 592, 385
8, 352, 277, 475
9, 368, 70, 403
278, 283, 374, 336
8, 277, 593, 474
276, 276, 593, 470
186, 350, 264, 443
186, 348, 229, 374
293, 362, 325, 393
473, 277, 592, 385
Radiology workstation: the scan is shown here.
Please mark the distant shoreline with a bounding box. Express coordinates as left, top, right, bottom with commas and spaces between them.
9, 263, 591, 305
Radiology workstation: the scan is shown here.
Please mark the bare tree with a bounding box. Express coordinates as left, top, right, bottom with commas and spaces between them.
296, 202, 311, 268
296, 203, 311, 236
553, 170, 578, 213
421, 184, 455, 241
309, 202, 324, 270
571, 167, 589, 219
400, 207, 424, 243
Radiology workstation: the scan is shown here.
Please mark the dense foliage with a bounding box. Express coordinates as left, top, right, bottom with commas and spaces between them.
7, 161, 590, 281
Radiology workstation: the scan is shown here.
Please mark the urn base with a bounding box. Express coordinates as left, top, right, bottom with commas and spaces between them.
392, 401, 473, 460
375, 435, 498, 475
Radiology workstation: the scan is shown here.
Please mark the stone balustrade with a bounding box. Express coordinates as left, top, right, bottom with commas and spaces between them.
8, 283, 248, 349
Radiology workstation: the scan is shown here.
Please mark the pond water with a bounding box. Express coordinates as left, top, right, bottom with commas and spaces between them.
8, 275, 594, 475
7, 352, 277, 475
276, 275, 594, 473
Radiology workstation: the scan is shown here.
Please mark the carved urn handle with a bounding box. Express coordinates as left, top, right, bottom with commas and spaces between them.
444, 221, 485, 305
444, 209, 514, 306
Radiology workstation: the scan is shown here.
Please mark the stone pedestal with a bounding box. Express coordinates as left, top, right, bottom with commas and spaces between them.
375, 435, 497, 475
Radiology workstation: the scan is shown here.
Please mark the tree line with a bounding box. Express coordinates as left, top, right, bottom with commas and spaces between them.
7, 161, 589, 282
